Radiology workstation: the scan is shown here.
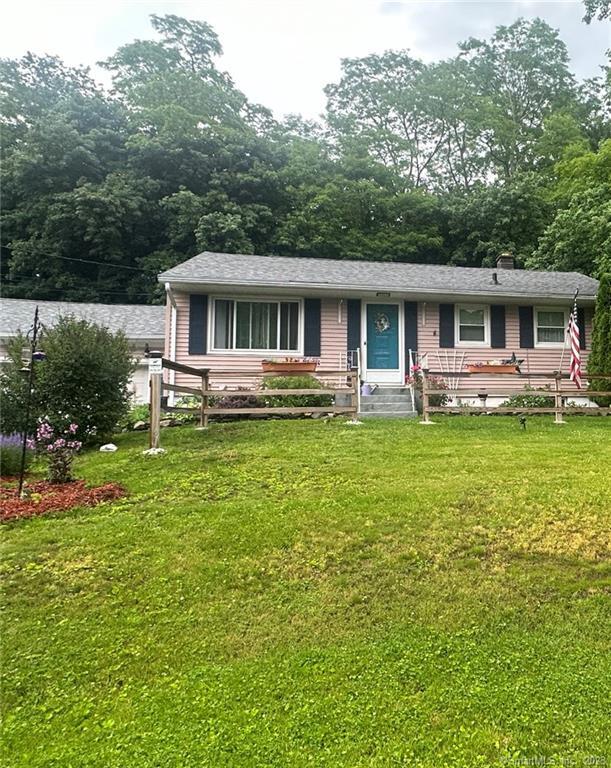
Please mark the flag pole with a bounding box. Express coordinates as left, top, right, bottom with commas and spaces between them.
559, 288, 579, 374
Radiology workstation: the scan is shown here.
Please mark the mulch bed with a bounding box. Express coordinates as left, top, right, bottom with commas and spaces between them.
0, 479, 126, 522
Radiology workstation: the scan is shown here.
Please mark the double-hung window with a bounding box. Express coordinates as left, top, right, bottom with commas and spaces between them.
456, 305, 489, 346
535, 307, 567, 346
213, 299, 300, 352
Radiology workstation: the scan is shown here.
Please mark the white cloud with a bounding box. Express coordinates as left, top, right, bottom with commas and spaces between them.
1, 0, 608, 119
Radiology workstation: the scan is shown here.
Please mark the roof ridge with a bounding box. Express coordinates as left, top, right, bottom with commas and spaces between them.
188, 251, 594, 278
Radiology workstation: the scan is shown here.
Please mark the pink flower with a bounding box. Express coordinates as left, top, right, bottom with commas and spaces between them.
37, 421, 54, 441
68, 423, 78, 434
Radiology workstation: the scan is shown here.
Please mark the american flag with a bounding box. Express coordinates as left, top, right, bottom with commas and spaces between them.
568, 292, 581, 389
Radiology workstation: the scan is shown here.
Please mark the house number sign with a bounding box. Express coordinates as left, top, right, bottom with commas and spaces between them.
148, 358, 163, 374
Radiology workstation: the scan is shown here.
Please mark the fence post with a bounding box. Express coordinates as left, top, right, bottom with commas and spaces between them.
199, 371, 209, 428
419, 368, 435, 425
553, 373, 566, 425
149, 371, 162, 449
350, 372, 358, 416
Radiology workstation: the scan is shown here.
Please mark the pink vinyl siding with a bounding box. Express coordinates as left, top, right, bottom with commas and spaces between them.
166, 291, 592, 395
320, 298, 348, 370
418, 303, 592, 393
168, 292, 347, 388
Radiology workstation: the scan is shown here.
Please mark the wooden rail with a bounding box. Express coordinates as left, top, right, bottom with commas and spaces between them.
200, 388, 354, 396
428, 407, 610, 415
426, 371, 611, 379
426, 389, 611, 397
148, 362, 358, 448
419, 368, 611, 425
205, 406, 356, 416
161, 358, 209, 377
163, 383, 204, 396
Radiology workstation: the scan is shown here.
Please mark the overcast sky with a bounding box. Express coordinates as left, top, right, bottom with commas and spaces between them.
1, 0, 609, 119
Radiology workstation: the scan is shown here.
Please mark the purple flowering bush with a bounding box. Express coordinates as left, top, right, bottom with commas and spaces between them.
30, 420, 82, 484
0, 433, 34, 477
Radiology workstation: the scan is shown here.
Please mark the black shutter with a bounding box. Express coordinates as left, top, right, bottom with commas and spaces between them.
518, 306, 534, 349
577, 307, 586, 350
490, 305, 506, 349
439, 303, 455, 348
347, 299, 361, 353
304, 298, 321, 356
189, 294, 208, 355
404, 301, 418, 359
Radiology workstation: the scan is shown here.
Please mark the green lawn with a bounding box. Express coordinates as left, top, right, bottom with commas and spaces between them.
2, 417, 611, 767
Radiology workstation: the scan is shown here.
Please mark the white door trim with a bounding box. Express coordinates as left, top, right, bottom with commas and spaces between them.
361, 301, 404, 384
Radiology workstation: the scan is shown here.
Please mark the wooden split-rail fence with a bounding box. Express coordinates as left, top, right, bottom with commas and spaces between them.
148, 355, 358, 449
419, 369, 611, 425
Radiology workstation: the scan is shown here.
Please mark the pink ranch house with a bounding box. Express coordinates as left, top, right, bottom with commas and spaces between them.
159, 251, 598, 416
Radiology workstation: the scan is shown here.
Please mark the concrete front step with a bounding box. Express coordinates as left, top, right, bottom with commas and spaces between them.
361, 393, 414, 403
366, 386, 410, 396
360, 402, 414, 413
359, 410, 418, 419
359, 385, 415, 418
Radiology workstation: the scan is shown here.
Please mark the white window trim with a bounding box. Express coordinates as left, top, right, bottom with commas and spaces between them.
208, 296, 304, 356
454, 304, 490, 347
534, 306, 569, 349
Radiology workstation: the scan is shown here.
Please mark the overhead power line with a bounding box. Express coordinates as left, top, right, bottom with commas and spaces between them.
47, 255, 146, 272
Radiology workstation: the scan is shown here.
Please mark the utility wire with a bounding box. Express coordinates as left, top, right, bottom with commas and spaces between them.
2, 277, 157, 300
46, 255, 148, 271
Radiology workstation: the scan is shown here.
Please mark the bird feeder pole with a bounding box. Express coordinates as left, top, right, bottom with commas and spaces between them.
17, 306, 42, 498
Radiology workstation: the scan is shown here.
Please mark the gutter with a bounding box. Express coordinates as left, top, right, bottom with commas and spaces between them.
160, 277, 597, 304
165, 283, 178, 405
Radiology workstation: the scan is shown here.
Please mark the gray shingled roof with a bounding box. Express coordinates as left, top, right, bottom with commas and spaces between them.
159, 251, 599, 301
0, 299, 165, 341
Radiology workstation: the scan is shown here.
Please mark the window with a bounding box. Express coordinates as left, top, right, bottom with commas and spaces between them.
456, 305, 489, 346
212, 299, 300, 352
535, 307, 567, 346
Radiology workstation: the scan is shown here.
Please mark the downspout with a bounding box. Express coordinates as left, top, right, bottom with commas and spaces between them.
165, 282, 178, 406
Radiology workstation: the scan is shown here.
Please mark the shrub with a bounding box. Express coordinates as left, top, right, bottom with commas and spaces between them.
118, 404, 151, 430
119, 397, 203, 430
173, 396, 201, 423
208, 388, 263, 420
0, 335, 41, 435
30, 419, 82, 484
0, 317, 135, 443
502, 386, 555, 409
260, 375, 333, 409
588, 271, 611, 407
0, 434, 33, 477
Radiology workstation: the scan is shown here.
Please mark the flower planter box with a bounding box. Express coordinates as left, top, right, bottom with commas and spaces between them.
261, 361, 317, 374
467, 364, 519, 374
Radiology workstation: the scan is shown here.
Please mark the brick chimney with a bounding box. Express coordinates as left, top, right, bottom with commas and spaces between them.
496, 251, 515, 270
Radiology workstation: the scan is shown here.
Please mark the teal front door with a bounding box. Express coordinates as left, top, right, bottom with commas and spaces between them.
366, 303, 400, 381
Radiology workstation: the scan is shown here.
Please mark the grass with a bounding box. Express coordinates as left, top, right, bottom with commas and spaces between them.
2, 416, 610, 767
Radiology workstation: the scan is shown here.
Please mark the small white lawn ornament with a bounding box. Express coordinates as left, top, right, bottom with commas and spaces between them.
99, 443, 118, 452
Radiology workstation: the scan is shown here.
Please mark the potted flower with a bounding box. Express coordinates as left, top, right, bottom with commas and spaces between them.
261, 357, 319, 374
467, 358, 521, 374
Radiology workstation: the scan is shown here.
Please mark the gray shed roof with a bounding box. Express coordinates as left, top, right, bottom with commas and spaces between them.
159, 251, 599, 302
0, 299, 165, 341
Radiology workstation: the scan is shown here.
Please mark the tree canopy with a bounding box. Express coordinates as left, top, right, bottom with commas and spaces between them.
1, 14, 610, 304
